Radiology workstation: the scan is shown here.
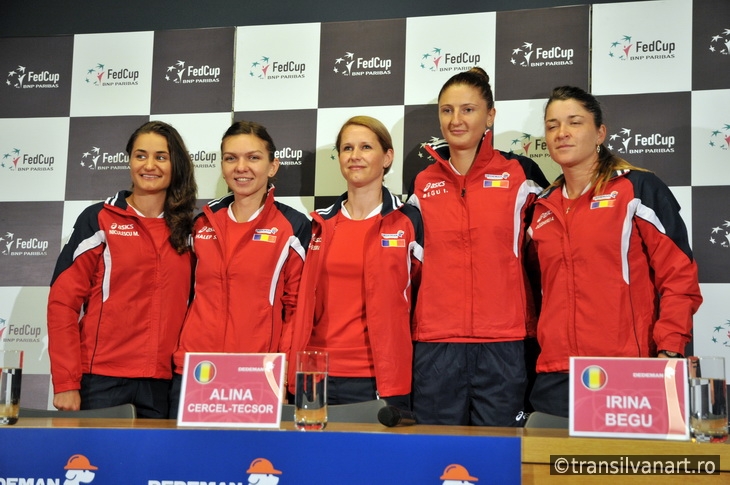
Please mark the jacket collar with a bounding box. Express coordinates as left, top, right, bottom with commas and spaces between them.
315, 185, 402, 221
205, 185, 276, 215
427, 129, 495, 172
105, 190, 133, 210
538, 169, 631, 200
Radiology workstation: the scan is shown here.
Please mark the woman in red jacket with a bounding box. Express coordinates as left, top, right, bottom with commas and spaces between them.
406, 68, 548, 426
47, 121, 197, 418
170, 121, 310, 417
527, 86, 702, 417
290, 116, 423, 409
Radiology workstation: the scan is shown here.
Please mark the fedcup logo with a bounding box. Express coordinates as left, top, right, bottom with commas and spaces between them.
249, 56, 271, 78
607, 127, 675, 155
708, 28, 730, 56
582, 365, 608, 391
2, 146, 56, 172
416, 46, 480, 73
1, 147, 21, 170
708, 124, 730, 151
332, 50, 392, 77
248, 55, 306, 80
83, 63, 140, 87
506, 132, 551, 161
509, 41, 574, 67
5, 64, 60, 89
708, 219, 730, 249
77, 146, 128, 171
418, 47, 444, 72
274, 146, 304, 166
189, 149, 217, 169
709, 318, 730, 348
84, 63, 106, 85
509, 133, 537, 156
607, 35, 676, 61
194, 361, 217, 384
0, 317, 43, 344
414, 136, 441, 164
164, 59, 221, 84
1, 230, 49, 257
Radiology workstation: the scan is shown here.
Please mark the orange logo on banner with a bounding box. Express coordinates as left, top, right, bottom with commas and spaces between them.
63, 454, 99, 483
440, 463, 479, 483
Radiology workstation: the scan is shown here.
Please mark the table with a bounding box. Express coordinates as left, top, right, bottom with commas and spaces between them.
1, 418, 520, 484
3, 419, 729, 484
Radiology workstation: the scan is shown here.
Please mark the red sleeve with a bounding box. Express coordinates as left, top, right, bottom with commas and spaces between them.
523, 237, 541, 339
277, 246, 305, 356
47, 246, 104, 394
635, 217, 702, 354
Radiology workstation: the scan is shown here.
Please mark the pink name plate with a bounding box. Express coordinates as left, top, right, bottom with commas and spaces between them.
569, 357, 689, 440
178, 353, 286, 428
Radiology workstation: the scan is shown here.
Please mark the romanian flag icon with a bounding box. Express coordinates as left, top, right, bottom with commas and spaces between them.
381, 239, 405, 247
590, 199, 615, 209
483, 180, 510, 188
253, 234, 277, 243
194, 361, 216, 384
581, 365, 607, 390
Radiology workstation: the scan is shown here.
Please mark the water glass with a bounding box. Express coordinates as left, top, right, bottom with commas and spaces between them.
294, 351, 327, 430
688, 356, 728, 443
0, 350, 23, 425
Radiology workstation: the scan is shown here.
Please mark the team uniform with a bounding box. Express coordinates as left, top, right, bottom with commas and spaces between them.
406, 129, 548, 426
289, 186, 423, 405
47, 190, 193, 418
527, 170, 702, 417
172, 187, 310, 378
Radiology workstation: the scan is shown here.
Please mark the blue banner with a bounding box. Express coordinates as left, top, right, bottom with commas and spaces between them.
0, 428, 520, 484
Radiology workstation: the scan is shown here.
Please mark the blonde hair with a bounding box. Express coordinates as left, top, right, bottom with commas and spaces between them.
336, 115, 394, 175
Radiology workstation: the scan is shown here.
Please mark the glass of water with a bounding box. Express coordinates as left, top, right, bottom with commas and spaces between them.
294, 351, 328, 430
688, 356, 728, 443
0, 350, 23, 425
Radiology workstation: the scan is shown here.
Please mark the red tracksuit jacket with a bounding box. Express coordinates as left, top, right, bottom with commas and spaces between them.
173, 188, 310, 374
406, 130, 548, 342
47, 190, 193, 393
527, 170, 702, 373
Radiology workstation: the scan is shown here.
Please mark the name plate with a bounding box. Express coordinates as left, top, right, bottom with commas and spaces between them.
178, 353, 285, 428
569, 357, 689, 440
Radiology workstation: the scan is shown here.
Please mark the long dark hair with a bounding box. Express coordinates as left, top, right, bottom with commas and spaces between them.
545, 86, 646, 194
125, 121, 197, 254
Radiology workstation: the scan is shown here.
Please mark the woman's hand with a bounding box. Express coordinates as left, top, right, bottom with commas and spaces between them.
53, 390, 81, 411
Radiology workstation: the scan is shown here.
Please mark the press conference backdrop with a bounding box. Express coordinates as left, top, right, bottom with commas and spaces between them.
0, 0, 728, 409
